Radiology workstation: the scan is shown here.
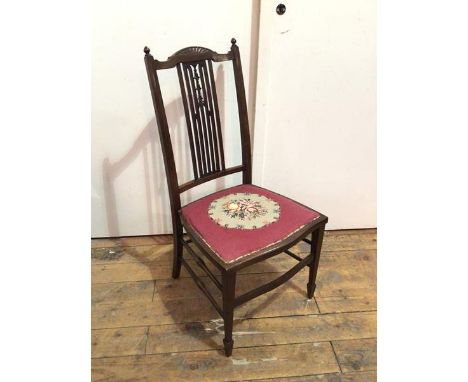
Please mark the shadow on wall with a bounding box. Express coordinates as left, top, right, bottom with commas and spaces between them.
102, 116, 164, 237
102, 65, 227, 237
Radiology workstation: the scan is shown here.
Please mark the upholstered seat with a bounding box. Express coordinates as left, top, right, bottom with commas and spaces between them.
181, 184, 322, 263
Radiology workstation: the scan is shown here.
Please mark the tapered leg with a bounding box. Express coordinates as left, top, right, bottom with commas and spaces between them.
222, 271, 236, 356
307, 224, 325, 298
172, 222, 183, 279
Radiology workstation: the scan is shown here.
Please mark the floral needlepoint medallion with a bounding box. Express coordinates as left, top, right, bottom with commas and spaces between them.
208, 192, 281, 230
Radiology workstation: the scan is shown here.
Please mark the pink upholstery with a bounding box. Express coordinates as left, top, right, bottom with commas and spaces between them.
181, 184, 321, 263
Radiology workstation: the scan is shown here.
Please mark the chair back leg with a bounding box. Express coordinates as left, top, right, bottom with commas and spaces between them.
307, 224, 325, 298
172, 222, 183, 279
222, 270, 236, 356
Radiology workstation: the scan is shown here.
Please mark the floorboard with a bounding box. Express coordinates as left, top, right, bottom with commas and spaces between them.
92, 342, 340, 382
91, 229, 377, 381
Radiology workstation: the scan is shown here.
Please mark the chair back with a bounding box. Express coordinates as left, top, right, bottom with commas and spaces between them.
143, 39, 252, 223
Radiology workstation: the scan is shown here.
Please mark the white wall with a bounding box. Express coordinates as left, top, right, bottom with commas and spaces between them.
92, 0, 376, 237
92, 0, 259, 237
253, 0, 376, 229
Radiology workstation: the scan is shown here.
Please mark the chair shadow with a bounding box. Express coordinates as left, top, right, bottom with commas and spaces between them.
102, 65, 229, 237
118, 241, 308, 354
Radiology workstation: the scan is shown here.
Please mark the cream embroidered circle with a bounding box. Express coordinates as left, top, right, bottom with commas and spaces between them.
208, 192, 281, 230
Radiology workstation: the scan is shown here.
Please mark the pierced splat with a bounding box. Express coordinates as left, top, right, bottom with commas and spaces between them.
177, 60, 225, 179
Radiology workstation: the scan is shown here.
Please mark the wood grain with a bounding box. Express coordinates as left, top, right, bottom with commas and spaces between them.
146, 311, 376, 355
92, 289, 319, 330
91, 248, 375, 286
316, 295, 377, 314
90, 229, 376, 253
250, 371, 376, 382
292, 231, 376, 254
92, 280, 155, 305
91, 235, 172, 249
92, 244, 173, 265
92, 260, 210, 284
92, 326, 148, 358
333, 339, 377, 373
92, 342, 339, 382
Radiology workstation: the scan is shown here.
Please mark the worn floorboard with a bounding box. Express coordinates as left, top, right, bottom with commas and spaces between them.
249, 370, 377, 382
92, 342, 340, 382
332, 338, 377, 373
92, 311, 375, 358
91, 229, 376, 381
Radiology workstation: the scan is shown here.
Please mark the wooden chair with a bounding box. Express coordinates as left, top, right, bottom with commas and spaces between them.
143, 38, 328, 357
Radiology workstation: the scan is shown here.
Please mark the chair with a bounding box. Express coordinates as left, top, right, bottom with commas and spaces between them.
143, 38, 328, 356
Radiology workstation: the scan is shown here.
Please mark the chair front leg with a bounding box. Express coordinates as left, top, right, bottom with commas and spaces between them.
307, 224, 325, 298
222, 270, 236, 357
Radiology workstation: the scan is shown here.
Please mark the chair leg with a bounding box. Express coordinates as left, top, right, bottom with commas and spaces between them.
222, 271, 236, 357
307, 224, 325, 299
172, 224, 183, 279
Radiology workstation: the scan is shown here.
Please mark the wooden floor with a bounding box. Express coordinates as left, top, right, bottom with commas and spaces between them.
92, 229, 376, 382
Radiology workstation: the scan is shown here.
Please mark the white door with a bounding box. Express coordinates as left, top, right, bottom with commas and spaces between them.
253, 0, 376, 229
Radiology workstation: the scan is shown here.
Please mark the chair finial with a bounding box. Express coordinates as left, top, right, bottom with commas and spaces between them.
231, 38, 237, 45
144, 46, 150, 55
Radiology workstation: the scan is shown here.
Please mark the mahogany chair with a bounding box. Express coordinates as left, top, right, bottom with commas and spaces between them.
143, 38, 328, 357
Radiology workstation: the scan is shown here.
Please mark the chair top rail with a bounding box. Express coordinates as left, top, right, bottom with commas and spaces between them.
145, 46, 233, 70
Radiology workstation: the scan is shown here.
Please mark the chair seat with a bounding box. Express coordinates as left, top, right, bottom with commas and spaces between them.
180, 184, 322, 264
